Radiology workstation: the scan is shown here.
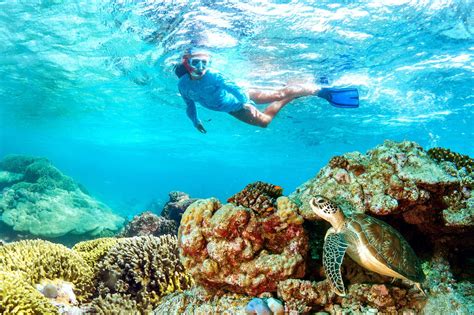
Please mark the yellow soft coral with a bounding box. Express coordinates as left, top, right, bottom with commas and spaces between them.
0, 270, 59, 314
0, 239, 94, 301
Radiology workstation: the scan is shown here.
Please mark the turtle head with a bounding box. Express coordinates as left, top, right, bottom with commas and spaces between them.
309, 196, 345, 228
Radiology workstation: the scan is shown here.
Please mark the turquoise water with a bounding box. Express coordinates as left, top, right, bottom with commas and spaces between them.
1, 0, 472, 217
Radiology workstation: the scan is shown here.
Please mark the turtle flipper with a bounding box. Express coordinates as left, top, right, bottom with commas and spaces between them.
323, 232, 349, 296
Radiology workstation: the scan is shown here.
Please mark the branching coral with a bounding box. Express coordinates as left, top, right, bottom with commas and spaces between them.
0, 270, 59, 314
72, 237, 121, 271
96, 235, 194, 309
0, 239, 94, 301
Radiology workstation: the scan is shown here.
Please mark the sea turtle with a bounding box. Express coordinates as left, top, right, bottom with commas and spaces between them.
309, 196, 425, 296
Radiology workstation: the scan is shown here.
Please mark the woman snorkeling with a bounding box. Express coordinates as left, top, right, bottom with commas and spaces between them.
176, 48, 358, 133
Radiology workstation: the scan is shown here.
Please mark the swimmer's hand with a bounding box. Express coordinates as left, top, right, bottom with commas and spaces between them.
196, 123, 207, 134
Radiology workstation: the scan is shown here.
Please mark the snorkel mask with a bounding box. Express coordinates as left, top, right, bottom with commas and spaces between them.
183, 48, 211, 79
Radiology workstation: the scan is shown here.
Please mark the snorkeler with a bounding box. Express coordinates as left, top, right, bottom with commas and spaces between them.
175, 48, 359, 133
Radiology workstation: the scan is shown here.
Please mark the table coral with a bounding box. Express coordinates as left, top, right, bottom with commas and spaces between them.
178, 192, 308, 296
0, 155, 124, 238
96, 235, 194, 309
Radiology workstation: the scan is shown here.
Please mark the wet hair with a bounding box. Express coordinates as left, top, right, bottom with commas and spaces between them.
174, 63, 188, 78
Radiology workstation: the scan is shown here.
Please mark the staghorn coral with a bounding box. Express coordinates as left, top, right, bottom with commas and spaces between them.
96, 235, 194, 309
227, 181, 283, 215
152, 285, 251, 315
0, 155, 124, 238
0, 270, 60, 314
119, 211, 178, 237
179, 195, 308, 296
72, 237, 120, 271
428, 147, 473, 173
0, 239, 94, 301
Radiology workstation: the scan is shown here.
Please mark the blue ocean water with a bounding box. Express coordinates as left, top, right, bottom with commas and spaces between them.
0, 0, 472, 217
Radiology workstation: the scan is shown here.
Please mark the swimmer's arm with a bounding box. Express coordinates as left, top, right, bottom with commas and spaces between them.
184, 97, 206, 133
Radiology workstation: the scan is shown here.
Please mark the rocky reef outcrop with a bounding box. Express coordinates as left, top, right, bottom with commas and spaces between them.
161, 191, 199, 225
291, 140, 473, 249
0, 155, 124, 238
119, 211, 178, 237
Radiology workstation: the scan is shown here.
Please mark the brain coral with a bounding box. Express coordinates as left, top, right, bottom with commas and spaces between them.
0, 239, 94, 301
0, 270, 60, 314
0, 155, 124, 237
96, 235, 194, 309
178, 195, 308, 296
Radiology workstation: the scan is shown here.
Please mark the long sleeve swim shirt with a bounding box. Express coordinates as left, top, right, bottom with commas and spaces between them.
178, 69, 249, 127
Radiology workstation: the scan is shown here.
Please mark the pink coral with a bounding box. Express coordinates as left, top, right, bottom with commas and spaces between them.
178, 195, 308, 296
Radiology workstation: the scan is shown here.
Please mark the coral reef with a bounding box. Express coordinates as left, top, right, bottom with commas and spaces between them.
0, 239, 94, 300
88, 293, 141, 314
228, 181, 284, 215
72, 237, 120, 271
291, 140, 474, 249
120, 211, 178, 237
153, 285, 251, 315
95, 235, 194, 309
428, 147, 473, 173
0, 155, 124, 238
178, 193, 308, 296
161, 191, 199, 224
277, 279, 334, 313
0, 270, 60, 314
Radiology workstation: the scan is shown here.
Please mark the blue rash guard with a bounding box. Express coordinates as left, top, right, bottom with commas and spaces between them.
178, 69, 249, 127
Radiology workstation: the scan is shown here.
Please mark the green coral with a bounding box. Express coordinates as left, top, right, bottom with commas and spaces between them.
0, 239, 94, 301
96, 235, 194, 309
0, 270, 59, 314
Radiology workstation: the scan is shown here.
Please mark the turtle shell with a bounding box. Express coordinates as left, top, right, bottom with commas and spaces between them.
345, 213, 425, 282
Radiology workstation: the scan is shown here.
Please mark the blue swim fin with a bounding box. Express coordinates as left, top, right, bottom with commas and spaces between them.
317, 87, 359, 108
